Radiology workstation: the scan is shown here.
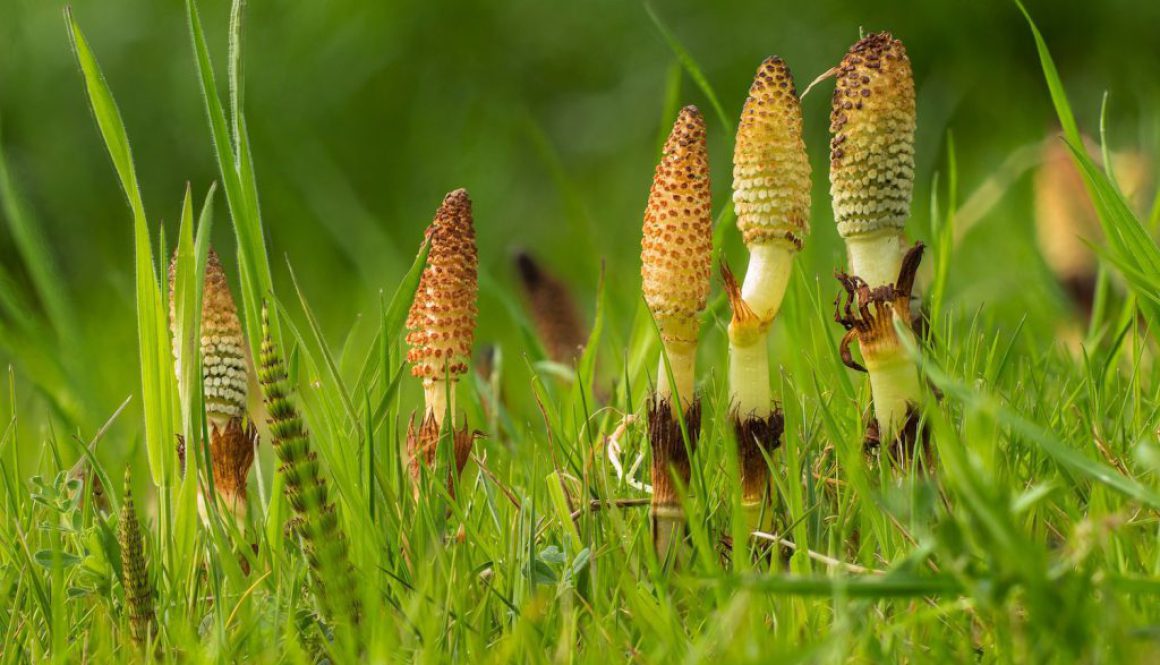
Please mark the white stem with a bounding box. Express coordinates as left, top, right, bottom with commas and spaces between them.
423, 380, 455, 428
653, 506, 684, 564
741, 497, 772, 535
845, 231, 905, 289
656, 340, 695, 410
729, 339, 769, 419
741, 243, 795, 321
866, 346, 921, 440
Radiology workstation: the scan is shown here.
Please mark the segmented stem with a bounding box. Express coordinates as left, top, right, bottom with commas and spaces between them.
258, 306, 360, 629
118, 470, 155, 648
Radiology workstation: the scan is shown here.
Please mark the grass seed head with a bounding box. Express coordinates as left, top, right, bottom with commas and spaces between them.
641, 105, 713, 341
406, 189, 479, 386
733, 56, 811, 250
830, 32, 916, 240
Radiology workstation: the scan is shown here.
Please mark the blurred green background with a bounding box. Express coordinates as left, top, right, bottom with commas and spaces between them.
1, 0, 1158, 449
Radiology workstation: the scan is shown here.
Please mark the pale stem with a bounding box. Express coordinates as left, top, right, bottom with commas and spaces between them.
845, 230, 905, 290
655, 338, 696, 411
423, 379, 456, 428
741, 242, 795, 321
865, 344, 921, 440
653, 505, 684, 564
729, 339, 770, 419
741, 496, 773, 535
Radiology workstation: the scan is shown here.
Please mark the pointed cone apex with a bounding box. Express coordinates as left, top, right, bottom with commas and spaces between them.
830, 33, 916, 239
733, 56, 811, 249
641, 106, 713, 334
406, 189, 479, 384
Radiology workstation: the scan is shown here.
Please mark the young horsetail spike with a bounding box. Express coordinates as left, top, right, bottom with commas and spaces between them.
258, 305, 361, 630
830, 32, 916, 291
119, 469, 156, 648
641, 105, 713, 410
641, 105, 711, 560
405, 189, 479, 497
829, 33, 925, 450
727, 57, 809, 533
168, 248, 256, 520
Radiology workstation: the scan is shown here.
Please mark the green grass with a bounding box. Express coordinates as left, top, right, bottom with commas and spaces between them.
0, 1, 1159, 662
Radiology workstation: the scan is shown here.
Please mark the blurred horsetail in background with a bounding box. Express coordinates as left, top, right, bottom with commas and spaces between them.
0, 0, 1159, 661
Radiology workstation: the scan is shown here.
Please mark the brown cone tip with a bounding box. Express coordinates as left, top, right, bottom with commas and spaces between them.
733, 56, 811, 249
647, 396, 702, 507
830, 32, 916, 239
641, 106, 713, 328
406, 189, 479, 383
515, 251, 587, 364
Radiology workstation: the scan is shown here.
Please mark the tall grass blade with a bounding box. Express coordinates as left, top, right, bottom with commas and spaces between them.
66, 9, 178, 487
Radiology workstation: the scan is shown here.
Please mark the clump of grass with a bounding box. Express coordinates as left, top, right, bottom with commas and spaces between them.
725, 56, 811, 531
405, 189, 479, 497
640, 105, 712, 558
828, 32, 924, 446
168, 248, 256, 520
118, 469, 155, 649
257, 305, 360, 634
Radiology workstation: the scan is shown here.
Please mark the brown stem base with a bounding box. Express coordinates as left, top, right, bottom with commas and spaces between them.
407, 412, 478, 500
862, 404, 931, 469
731, 410, 784, 521
647, 396, 702, 560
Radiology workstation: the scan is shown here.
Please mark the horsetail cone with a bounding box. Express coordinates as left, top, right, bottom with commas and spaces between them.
830, 32, 916, 292
641, 105, 712, 410
733, 56, 811, 324
641, 105, 711, 560
119, 470, 155, 647
406, 188, 478, 425
167, 249, 256, 519
514, 251, 587, 365
405, 189, 479, 496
